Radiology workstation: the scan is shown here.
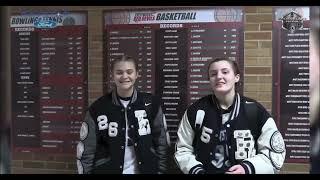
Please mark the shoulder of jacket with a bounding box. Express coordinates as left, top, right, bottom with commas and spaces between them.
188, 95, 212, 111
90, 93, 112, 110
137, 91, 152, 99
242, 96, 266, 111
139, 92, 160, 104
242, 96, 256, 103
186, 95, 213, 123
139, 91, 152, 96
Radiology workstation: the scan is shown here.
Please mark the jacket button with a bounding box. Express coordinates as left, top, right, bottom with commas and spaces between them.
128, 107, 131, 110
229, 146, 231, 149
121, 109, 124, 112
138, 161, 142, 165
120, 165, 123, 169
130, 125, 134, 128
134, 143, 137, 146
215, 134, 218, 138
121, 146, 124, 149
226, 124, 230, 128
122, 127, 125, 131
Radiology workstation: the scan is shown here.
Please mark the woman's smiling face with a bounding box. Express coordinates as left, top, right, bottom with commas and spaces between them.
208, 60, 240, 96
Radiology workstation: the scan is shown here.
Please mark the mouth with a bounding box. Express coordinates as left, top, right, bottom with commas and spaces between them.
216, 82, 225, 87
120, 81, 131, 84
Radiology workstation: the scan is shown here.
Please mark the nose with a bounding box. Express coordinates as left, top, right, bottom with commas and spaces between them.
216, 71, 223, 79
122, 72, 128, 79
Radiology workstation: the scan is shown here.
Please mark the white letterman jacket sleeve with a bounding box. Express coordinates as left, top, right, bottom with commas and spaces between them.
241, 117, 286, 174
76, 111, 97, 174
174, 111, 204, 174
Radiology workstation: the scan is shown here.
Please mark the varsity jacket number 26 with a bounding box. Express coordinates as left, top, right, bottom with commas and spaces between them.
76, 89, 170, 174
174, 93, 286, 174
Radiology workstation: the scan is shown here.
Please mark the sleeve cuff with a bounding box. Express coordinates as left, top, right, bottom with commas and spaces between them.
240, 161, 255, 174
189, 164, 206, 174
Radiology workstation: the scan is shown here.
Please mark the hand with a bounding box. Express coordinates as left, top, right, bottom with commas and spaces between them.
225, 165, 245, 174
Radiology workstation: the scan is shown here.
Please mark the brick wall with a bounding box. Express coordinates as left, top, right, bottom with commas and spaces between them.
243, 6, 273, 112
8, 6, 309, 174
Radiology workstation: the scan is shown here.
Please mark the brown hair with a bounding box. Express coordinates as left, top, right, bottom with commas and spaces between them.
207, 57, 240, 77
207, 57, 241, 91
111, 55, 138, 72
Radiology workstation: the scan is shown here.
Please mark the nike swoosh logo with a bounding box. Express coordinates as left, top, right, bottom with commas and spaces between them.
145, 103, 151, 106
245, 101, 254, 104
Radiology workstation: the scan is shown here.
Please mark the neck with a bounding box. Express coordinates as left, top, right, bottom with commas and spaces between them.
215, 90, 236, 110
117, 88, 134, 98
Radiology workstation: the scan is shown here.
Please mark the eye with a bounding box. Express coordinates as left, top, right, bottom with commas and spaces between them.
115, 71, 123, 75
127, 69, 134, 74
222, 70, 229, 74
209, 72, 217, 77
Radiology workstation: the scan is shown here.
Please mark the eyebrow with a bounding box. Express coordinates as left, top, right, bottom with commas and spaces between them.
209, 68, 230, 72
115, 69, 134, 72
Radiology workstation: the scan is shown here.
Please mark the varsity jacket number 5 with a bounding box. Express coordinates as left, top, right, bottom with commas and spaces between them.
174, 93, 286, 174
76, 89, 170, 174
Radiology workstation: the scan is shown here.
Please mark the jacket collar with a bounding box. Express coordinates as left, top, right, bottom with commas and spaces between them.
111, 88, 138, 106
212, 92, 241, 121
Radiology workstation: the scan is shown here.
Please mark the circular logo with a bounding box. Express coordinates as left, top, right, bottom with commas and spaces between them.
269, 151, 285, 170
80, 122, 88, 141
214, 8, 241, 22
270, 131, 285, 153
214, 9, 228, 22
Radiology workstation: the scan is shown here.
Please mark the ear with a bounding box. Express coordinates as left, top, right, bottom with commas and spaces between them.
110, 71, 114, 79
235, 74, 240, 83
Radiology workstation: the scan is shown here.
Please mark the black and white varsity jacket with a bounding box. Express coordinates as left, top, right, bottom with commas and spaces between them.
174, 93, 286, 174
76, 89, 170, 174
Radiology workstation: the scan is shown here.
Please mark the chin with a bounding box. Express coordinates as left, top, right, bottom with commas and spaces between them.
214, 89, 229, 95
119, 85, 133, 91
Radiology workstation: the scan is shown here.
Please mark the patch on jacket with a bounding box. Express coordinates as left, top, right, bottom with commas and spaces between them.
270, 131, 285, 153
234, 130, 256, 159
135, 110, 151, 136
